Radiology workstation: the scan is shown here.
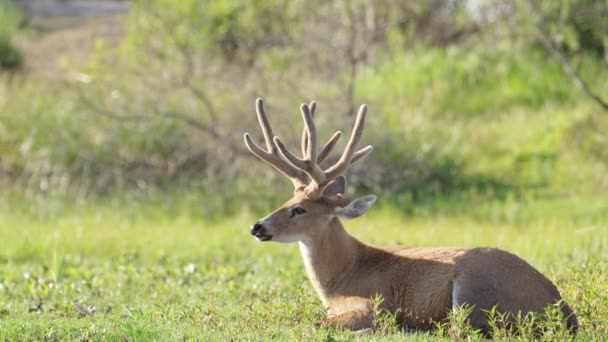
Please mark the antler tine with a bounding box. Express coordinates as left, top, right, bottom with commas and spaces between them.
274, 103, 326, 191
301, 101, 316, 158
323, 104, 368, 181
244, 98, 309, 188
317, 131, 342, 164
255, 98, 275, 151
244, 134, 309, 188
273, 103, 316, 172
301, 104, 318, 164
300, 101, 342, 164
309, 101, 317, 115
350, 145, 374, 165
273, 136, 326, 183
274, 137, 308, 170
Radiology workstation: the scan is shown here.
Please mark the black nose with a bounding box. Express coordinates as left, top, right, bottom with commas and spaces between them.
250, 222, 263, 235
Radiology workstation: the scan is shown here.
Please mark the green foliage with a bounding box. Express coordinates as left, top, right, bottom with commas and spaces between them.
0, 0, 23, 70
0, 37, 22, 70
527, 0, 608, 56
361, 45, 606, 117
371, 294, 400, 335
2, 48, 607, 206
0, 1, 607, 340
436, 305, 483, 339
1, 0, 606, 207
126, 0, 306, 64
358, 46, 607, 202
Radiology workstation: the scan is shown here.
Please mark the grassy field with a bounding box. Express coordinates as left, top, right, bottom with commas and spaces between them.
1, 193, 606, 341
1, 2, 607, 340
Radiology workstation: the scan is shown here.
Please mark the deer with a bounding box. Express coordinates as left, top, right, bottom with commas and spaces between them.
243, 98, 578, 334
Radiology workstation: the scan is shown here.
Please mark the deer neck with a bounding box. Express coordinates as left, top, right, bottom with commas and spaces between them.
298, 217, 363, 306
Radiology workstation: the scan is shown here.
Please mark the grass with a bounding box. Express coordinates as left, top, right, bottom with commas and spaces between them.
1, 6, 607, 339
0, 194, 606, 340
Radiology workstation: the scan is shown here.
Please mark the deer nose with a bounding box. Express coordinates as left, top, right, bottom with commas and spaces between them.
250, 222, 264, 235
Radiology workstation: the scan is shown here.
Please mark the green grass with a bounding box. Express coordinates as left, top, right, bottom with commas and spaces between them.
1, 1, 607, 339
0, 194, 606, 340
1, 12, 607, 339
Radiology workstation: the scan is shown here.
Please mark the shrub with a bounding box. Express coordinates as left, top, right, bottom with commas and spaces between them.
0, 0, 23, 70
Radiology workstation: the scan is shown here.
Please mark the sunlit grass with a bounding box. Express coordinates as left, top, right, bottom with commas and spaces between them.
0, 195, 606, 340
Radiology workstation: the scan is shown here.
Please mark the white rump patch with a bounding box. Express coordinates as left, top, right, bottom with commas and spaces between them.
452, 280, 462, 309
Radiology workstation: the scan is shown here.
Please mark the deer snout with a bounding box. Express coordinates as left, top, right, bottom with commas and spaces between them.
250, 222, 272, 241
250, 222, 263, 234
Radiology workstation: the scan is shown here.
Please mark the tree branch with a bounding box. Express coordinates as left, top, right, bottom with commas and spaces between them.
525, 0, 608, 111
69, 82, 247, 157
536, 32, 608, 111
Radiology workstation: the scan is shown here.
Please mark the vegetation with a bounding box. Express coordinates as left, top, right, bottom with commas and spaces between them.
0, 196, 607, 340
0, 0, 607, 340
0, 0, 23, 70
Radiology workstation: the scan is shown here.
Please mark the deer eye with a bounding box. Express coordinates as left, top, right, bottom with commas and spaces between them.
289, 206, 307, 218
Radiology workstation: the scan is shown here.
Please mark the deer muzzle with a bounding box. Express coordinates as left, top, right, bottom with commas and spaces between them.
250, 222, 272, 241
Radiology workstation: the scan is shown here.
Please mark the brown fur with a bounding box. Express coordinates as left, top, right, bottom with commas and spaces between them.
255, 190, 578, 333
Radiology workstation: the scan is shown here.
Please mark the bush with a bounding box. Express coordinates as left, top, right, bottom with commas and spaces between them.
0, 0, 23, 70
0, 38, 22, 70
1, 0, 607, 209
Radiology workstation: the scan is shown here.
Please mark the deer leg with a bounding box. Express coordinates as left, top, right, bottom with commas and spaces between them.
318, 310, 374, 331
452, 276, 497, 336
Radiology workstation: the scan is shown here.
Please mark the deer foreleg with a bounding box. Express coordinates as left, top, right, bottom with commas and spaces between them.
319, 310, 373, 331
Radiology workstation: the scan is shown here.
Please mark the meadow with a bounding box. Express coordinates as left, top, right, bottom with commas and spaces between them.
0, 192, 607, 340
1, 1, 608, 340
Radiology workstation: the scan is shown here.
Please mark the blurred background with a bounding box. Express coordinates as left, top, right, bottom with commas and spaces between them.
0, 0, 607, 218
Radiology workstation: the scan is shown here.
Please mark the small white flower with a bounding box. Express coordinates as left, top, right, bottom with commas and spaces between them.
184, 263, 196, 274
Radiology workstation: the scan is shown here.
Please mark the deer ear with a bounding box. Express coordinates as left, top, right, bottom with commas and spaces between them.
322, 176, 346, 199
335, 195, 376, 219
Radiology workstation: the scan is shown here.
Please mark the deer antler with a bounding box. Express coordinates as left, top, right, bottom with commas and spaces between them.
269, 100, 373, 198
300, 102, 343, 165
244, 99, 309, 188
245, 98, 372, 198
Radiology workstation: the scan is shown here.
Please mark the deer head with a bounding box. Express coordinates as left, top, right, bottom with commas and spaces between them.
244, 98, 376, 243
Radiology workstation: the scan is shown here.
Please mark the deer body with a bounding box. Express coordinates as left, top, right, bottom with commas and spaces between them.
297, 216, 459, 330
297, 216, 575, 331
244, 99, 577, 333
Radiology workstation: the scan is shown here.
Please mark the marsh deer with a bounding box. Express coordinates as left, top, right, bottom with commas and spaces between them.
243, 98, 578, 334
